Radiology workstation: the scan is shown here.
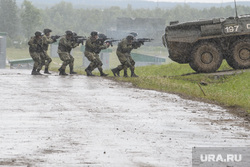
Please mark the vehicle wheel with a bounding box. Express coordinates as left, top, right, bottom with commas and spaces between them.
226, 39, 250, 69
189, 42, 223, 73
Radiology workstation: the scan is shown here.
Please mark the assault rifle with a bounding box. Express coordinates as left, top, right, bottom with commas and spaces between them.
72, 33, 87, 45
97, 33, 120, 47
51, 35, 61, 41
104, 39, 120, 47
94, 39, 120, 54
132, 38, 154, 46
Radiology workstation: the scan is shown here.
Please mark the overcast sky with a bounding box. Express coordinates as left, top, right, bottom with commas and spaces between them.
148, 0, 250, 3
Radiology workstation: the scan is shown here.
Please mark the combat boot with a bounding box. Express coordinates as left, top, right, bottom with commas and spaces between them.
36, 69, 42, 75
70, 67, 77, 74
100, 70, 108, 77
44, 68, 51, 74
31, 68, 38, 75
85, 67, 95, 76
100, 72, 108, 76
59, 69, 68, 75
62, 69, 68, 75
58, 67, 63, 75
123, 70, 128, 77
111, 68, 120, 77
131, 70, 138, 77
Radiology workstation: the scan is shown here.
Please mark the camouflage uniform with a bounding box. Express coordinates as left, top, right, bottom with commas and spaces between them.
84, 36, 109, 76
112, 38, 140, 77
41, 35, 53, 73
57, 35, 79, 75
28, 36, 43, 75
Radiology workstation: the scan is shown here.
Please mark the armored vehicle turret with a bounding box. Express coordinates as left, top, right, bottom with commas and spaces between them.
162, 13, 250, 73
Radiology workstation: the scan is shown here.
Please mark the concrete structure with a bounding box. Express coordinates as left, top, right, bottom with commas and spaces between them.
0, 32, 7, 69
50, 43, 59, 58
131, 53, 166, 67
9, 58, 34, 69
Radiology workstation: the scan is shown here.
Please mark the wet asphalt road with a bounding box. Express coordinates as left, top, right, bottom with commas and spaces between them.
0, 69, 249, 167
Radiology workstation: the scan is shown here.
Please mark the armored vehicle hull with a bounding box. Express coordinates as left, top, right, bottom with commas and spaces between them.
162, 15, 250, 73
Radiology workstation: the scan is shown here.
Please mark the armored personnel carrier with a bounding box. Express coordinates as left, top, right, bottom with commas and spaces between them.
162, 4, 250, 73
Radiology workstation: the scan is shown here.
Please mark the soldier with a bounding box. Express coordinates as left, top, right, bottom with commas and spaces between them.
84, 31, 110, 76
40, 28, 55, 74
111, 34, 141, 77
57, 30, 79, 75
28, 31, 43, 75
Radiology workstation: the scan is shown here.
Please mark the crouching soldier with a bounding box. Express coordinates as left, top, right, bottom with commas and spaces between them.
112, 34, 141, 77
28, 31, 43, 75
57, 30, 79, 75
84, 31, 110, 76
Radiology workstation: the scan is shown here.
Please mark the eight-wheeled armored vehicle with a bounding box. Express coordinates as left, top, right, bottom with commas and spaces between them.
162, 6, 250, 73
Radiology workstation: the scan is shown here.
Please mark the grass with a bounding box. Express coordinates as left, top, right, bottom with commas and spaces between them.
105, 61, 250, 113
6, 47, 250, 113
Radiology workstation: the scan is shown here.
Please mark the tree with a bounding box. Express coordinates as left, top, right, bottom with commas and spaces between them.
0, 0, 18, 38
20, 0, 41, 39
40, 1, 76, 35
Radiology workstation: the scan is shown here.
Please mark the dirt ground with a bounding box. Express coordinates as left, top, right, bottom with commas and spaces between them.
0, 69, 249, 167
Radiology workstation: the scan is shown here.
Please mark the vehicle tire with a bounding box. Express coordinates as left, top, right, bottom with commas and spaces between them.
189, 42, 223, 73
226, 39, 250, 69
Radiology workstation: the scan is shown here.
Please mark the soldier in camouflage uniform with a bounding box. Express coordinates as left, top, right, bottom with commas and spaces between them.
40, 28, 56, 74
111, 34, 141, 77
57, 30, 79, 75
28, 31, 43, 75
84, 31, 110, 76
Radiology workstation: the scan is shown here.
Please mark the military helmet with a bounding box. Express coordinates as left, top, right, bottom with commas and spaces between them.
65, 30, 73, 36
43, 28, 52, 34
35, 31, 43, 37
91, 31, 98, 37
129, 32, 138, 38
98, 33, 107, 40
126, 34, 134, 41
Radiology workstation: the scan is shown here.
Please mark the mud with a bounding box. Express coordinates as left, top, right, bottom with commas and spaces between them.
0, 69, 249, 167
